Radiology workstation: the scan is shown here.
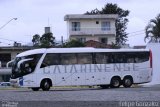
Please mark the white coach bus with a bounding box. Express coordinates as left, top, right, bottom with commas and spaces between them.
10, 48, 152, 91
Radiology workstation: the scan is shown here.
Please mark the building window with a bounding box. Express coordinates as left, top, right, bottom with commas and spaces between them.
100, 38, 108, 44
101, 21, 110, 31
77, 38, 86, 43
72, 22, 80, 31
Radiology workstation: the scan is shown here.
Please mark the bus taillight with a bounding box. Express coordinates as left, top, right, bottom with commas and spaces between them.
150, 50, 152, 68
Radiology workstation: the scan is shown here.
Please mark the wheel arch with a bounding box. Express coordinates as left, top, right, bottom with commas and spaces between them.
40, 78, 53, 87
110, 75, 122, 86
110, 76, 121, 83
123, 75, 133, 83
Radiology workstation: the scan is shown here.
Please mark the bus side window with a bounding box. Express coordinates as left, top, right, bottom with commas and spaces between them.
106, 53, 111, 63
124, 52, 149, 63
119, 53, 126, 63
126, 53, 135, 63
108, 53, 115, 63
95, 53, 106, 64
60, 53, 77, 65
135, 52, 149, 63
41, 53, 60, 68
77, 53, 92, 64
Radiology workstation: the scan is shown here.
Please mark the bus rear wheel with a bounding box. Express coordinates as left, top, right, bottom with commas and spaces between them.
123, 77, 133, 88
110, 77, 121, 88
41, 79, 51, 91
32, 88, 39, 91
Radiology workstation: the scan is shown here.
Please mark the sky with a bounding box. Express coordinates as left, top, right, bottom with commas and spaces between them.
0, 0, 160, 46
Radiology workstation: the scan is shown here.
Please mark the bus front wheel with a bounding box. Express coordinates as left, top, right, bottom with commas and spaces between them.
41, 79, 51, 91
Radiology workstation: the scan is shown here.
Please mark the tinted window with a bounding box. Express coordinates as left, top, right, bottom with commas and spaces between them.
41, 53, 60, 68
126, 53, 135, 63
61, 54, 77, 65
19, 54, 42, 72
95, 53, 107, 64
134, 52, 149, 63
94, 52, 149, 64
106, 53, 116, 63
40, 52, 149, 67
12, 54, 42, 79
117, 53, 126, 63
105, 52, 149, 64
77, 53, 92, 64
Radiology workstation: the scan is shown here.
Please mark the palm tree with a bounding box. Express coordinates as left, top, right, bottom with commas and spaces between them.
145, 14, 160, 43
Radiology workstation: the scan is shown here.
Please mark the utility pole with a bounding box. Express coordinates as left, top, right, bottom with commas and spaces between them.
61, 36, 64, 47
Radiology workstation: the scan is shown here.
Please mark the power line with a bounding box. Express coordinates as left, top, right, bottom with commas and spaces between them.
127, 29, 145, 34
128, 32, 145, 37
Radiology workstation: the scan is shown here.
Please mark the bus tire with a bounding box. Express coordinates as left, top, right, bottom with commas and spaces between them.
123, 76, 133, 88
100, 85, 110, 89
41, 79, 52, 91
32, 88, 39, 91
110, 77, 121, 88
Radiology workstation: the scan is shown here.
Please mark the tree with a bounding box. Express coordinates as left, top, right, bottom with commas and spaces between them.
86, 8, 101, 14
40, 33, 55, 48
64, 40, 85, 48
145, 14, 160, 43
32, 34, 40, 46
85, 3, 129, 46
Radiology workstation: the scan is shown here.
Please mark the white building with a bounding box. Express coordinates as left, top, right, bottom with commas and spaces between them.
64, 14, 118, 45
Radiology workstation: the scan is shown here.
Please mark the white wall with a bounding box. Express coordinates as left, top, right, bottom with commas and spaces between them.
68, 19, 116, 35
146, 43, 160, 85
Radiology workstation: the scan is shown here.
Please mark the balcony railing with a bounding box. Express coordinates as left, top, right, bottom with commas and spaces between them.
69, 27, 116, 35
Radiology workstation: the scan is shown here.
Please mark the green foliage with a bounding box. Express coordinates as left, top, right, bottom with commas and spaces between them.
32, 34, 40, 47
85, 3, 129, 46
32, 33, 55, 48
40, 33, 55, 48
145, 14, 160, 43
64, 40, 85, 48
110, 43, 121, 49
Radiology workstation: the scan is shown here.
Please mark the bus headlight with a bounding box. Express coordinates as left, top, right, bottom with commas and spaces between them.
10, 79, 19, 87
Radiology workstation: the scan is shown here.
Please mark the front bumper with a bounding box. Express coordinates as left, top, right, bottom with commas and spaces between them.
10, 78, 20, 87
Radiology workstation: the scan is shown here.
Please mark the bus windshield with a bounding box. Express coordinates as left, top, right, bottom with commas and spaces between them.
11, 54, 42, 79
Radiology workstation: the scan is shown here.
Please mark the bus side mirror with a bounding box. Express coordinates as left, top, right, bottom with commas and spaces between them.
6, 59, 14, 68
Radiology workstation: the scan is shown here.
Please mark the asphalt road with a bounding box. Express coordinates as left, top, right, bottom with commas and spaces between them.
0, 85, 160, 107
